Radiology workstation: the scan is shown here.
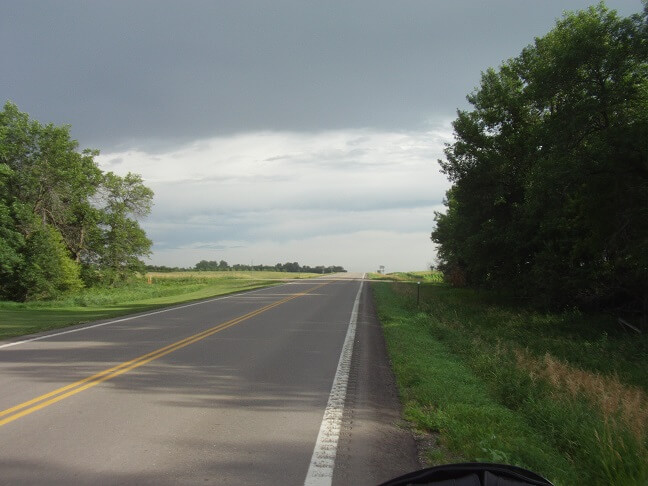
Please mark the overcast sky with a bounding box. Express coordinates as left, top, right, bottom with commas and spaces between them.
1, 1, 642, 272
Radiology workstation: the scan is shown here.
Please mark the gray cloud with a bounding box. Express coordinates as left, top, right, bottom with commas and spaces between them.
2, 1, 641, 152
3, 0, 642, 270
95, 129, 449, 268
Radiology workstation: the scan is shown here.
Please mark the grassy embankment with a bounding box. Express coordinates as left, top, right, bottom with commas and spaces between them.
369, 270, 445, 283
0, 271, 318, 341
370, 273, 647, 485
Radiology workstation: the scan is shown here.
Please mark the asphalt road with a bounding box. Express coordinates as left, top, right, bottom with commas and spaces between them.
0, 274, 418, 485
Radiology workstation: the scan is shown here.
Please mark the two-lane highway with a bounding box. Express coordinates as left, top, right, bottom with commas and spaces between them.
0, 275, 365, 485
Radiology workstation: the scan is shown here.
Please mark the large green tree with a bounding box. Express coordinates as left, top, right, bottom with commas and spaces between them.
432, 3, 647, 314
91, 172, 153, 284
0, 102, 154, 300
0, 163, 24, 291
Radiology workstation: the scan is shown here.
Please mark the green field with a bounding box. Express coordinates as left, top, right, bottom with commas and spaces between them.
368, 270, 444, 283
0, 271, 319, 341
372, 279, 647, 486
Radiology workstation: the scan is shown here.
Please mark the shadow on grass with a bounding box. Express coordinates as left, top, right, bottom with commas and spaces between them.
0, 304, 183, 341
0, 282, 281, 341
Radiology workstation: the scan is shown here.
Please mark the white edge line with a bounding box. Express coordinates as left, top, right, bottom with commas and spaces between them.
304, 279, 364, 486
0, 284, 279, 350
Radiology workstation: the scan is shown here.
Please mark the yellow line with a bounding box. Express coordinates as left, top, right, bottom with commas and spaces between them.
0, 283, 329, 427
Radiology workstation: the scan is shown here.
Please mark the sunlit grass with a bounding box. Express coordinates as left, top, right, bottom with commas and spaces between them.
0, 271, 319, 340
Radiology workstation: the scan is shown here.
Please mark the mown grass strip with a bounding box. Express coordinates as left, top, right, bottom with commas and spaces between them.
0, 274, 293, 341
372, 281, 648, 486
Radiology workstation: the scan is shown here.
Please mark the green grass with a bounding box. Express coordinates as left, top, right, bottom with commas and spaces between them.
0, 271, 318, 341
368, 270, 444, 283
372, 281, 648, 486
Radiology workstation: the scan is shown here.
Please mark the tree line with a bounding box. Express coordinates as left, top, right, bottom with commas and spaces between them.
0, 102, 153, 301
432, 4, 647, 316
192, 260, 346, 274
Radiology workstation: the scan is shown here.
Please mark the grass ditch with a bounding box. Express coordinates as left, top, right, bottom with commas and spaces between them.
0, 271, 319, 341
372, 280, 647, 485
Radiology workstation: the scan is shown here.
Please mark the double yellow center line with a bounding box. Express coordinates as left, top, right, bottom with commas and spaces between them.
0, 282, 328, 428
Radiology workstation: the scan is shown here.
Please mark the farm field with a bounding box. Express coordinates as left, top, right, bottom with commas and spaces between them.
0, 271, 319, 341
372, 277, 647, 485
368, 270, 444, 283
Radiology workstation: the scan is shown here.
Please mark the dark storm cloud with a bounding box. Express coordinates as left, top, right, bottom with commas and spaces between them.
2, 0, 641, 151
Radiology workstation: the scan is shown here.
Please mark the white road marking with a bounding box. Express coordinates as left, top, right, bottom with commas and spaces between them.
0, 285, 277, 350
304, 279, 364, 486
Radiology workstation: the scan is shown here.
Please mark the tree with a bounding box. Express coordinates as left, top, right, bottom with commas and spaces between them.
18, 223, 83, 300
432, 3, 648, 314
90, 172, 153, 284
0, 164, 25, 298
0, 102, 154, 298
195, 260, 212, 271
0, 102, 102, 250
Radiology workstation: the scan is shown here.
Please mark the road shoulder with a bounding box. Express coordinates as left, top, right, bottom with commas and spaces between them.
333, 283, 420, 485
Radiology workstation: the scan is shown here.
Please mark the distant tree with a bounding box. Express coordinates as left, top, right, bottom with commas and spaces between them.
195, 260, 228, 271
195, 260, 211, 271
145, 265, 189, 272
290, 262, 301, 272
195, 260, 346, 274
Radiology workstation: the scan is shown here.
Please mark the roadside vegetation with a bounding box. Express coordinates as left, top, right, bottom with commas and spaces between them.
0, 102, 154, 301
407, 9, 648, 481
0, 271, 317, 341
369, 270, 443, 283
432, 4, 648, 320
372, 278, 647, 485
191, 260, 346, 274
